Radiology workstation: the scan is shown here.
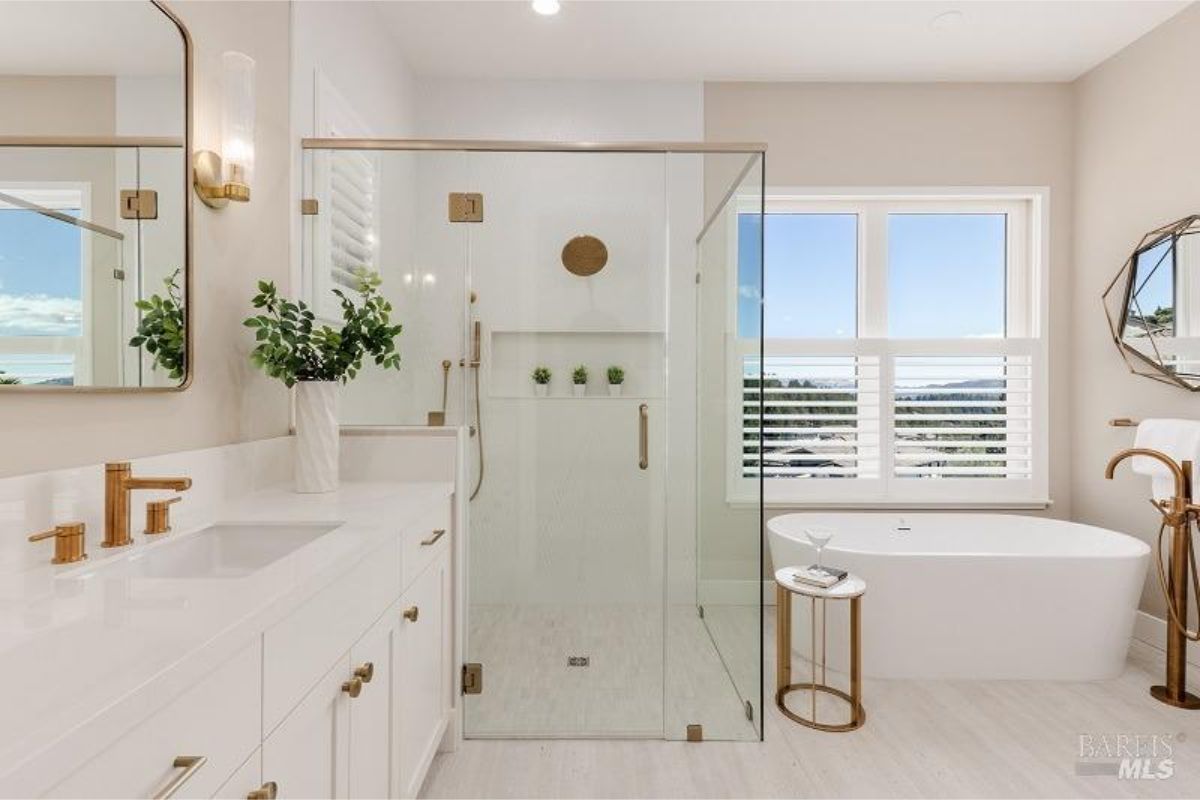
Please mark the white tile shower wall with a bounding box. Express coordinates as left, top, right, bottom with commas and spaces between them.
0, 437, 292, 578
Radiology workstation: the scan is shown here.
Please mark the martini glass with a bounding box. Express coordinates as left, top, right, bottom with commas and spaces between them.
804, 526, 835, 574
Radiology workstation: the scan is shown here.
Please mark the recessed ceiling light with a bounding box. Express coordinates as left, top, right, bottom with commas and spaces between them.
532, 0, 560, 16
930, 10, 965, 31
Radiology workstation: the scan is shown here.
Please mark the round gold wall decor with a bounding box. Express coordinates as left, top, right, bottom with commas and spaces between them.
562, 235, 608, 276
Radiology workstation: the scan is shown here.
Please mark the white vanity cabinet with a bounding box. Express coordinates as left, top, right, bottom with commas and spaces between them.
16, 493, 456, 800
262, 502, 453, 800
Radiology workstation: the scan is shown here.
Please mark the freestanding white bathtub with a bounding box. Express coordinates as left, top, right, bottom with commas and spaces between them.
767, 513, 1150, 681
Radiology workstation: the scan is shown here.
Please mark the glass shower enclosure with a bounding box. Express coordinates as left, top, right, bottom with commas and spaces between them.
301, 141, 764, 741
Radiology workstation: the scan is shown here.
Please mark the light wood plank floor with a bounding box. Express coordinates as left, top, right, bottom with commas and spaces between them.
423, 608, 1200, 799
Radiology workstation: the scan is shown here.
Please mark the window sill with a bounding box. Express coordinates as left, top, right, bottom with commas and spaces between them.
725, 498, 1054, 512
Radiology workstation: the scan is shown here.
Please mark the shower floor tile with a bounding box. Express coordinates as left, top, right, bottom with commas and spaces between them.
464, 603, 757, 740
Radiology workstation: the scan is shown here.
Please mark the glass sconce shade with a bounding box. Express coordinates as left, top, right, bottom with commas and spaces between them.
219, 51, 255, 194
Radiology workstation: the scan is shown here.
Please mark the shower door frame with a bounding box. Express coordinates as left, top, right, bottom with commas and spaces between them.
300, 138, 767, 743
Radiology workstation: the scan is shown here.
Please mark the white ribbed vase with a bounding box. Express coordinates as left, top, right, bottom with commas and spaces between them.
295, 380, 339, 493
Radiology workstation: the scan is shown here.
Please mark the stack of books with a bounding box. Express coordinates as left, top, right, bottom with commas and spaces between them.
791, 564, 848, 589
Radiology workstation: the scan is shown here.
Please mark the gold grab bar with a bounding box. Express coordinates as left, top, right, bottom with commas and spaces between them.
639, 403, 649, 470
1110, 418, 1140, 427
152, 755, 207, 799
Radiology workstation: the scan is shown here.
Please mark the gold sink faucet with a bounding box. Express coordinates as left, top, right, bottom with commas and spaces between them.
104, 462, 192, 548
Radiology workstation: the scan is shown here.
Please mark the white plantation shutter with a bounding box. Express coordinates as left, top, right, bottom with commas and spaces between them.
308, 72, 381, 321
328, 151, 377, 291
891, 353, 1033, 479
743, 355, 880, 479
734, 340, 1044, 505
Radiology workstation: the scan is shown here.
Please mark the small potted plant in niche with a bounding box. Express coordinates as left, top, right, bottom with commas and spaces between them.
571, 364, 588, 397
244, 269, 402, 493
129, 269, 186, 383
531, 365, 552, 397
607, 365, 625, 397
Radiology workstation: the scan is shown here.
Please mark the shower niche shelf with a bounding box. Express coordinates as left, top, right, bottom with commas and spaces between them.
488, 329, 665, 399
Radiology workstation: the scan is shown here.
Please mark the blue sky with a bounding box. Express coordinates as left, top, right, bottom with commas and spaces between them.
1131, 237, 1174, 320
738, 212, 1007, 339
0, 209, 83, 337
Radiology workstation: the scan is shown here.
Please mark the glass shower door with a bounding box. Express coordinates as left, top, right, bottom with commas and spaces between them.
462, 150, 669, 737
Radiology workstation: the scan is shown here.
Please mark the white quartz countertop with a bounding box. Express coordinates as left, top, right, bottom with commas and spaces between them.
0, 480, 454, 788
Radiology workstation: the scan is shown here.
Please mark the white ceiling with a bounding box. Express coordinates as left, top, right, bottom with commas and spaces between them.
377, 0, 1192, 82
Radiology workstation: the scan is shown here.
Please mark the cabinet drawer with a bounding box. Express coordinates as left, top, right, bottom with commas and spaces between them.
263, 537, 401, 733
401, 500, 450, 590
46, 643, 261, 800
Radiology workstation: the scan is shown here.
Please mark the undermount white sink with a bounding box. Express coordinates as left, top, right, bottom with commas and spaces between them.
78, 522, 342, 579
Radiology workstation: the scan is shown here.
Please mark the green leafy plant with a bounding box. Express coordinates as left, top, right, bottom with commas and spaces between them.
572, 364, 589, 385
532, 366, 552, 385
243, 269, 402, 388
0, 370, 19, 385
607, 365, 625, 385
129, 269, 186, 381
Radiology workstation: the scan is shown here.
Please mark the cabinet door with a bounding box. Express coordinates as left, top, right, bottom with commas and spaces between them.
211, 750, 263, 800
262, 655, 350, 799
396, 552, 449, 799
348, 610, 398, 800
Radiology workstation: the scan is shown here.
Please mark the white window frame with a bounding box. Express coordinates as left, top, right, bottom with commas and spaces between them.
730, 187, 1050, 509
0, 182, 93, 386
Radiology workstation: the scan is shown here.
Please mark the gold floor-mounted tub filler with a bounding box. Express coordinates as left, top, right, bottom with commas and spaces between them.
1107, 443, 1200, 710
775, 568, 866, 732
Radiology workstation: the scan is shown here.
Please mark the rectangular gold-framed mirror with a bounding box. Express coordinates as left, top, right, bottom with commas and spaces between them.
0, 0, 192, 391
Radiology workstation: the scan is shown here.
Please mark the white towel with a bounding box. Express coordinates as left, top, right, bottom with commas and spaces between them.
1133, 418, 1200, 501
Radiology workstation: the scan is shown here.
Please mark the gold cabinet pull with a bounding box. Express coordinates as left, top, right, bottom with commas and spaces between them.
342, 677, 363, 698
638, 403, 649, 470
421, 528, 446, 546
354, 662, 374, 683
152, 755, 207, 800
403, 606, 420, 622
246, 782, 278, 800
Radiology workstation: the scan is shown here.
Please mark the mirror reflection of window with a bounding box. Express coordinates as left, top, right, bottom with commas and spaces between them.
0, 191, 88, 385
1126, 237, 1175, 339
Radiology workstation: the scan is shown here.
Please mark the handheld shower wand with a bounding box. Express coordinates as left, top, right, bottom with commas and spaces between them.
466, 318, 484, 501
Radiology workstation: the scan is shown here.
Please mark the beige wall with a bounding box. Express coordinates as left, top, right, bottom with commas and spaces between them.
1071, 3, 1200, 618
703, 81, 1076, 582
0, 1, 291, 478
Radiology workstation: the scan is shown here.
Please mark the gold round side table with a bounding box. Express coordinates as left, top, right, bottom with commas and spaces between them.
774, 567, 866, 732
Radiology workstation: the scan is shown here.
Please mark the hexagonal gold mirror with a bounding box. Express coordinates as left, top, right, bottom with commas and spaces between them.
1103, 215, 1200, 390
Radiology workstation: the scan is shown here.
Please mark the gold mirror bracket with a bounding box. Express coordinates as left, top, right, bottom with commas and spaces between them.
193, 150, 250, 209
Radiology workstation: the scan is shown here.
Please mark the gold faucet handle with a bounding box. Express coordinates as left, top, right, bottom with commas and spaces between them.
145, 496, 183, 536
28, 522, 87, 564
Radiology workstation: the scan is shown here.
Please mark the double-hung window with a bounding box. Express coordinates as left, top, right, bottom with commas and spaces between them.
734, 190, 1049, 507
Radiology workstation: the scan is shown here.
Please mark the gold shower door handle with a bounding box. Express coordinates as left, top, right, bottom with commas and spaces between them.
639, 403, 648, 470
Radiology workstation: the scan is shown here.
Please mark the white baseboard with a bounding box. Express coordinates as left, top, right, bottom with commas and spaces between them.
1132, 610, 1200, 668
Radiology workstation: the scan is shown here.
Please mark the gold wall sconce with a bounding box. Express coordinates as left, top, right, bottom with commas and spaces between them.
194, 51, 255, 209
562, 235, 608, 276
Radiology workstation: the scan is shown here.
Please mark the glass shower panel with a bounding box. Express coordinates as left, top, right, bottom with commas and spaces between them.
462, 151, 668, 737
303, 149, 470, 426
690, 153, 764, 740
